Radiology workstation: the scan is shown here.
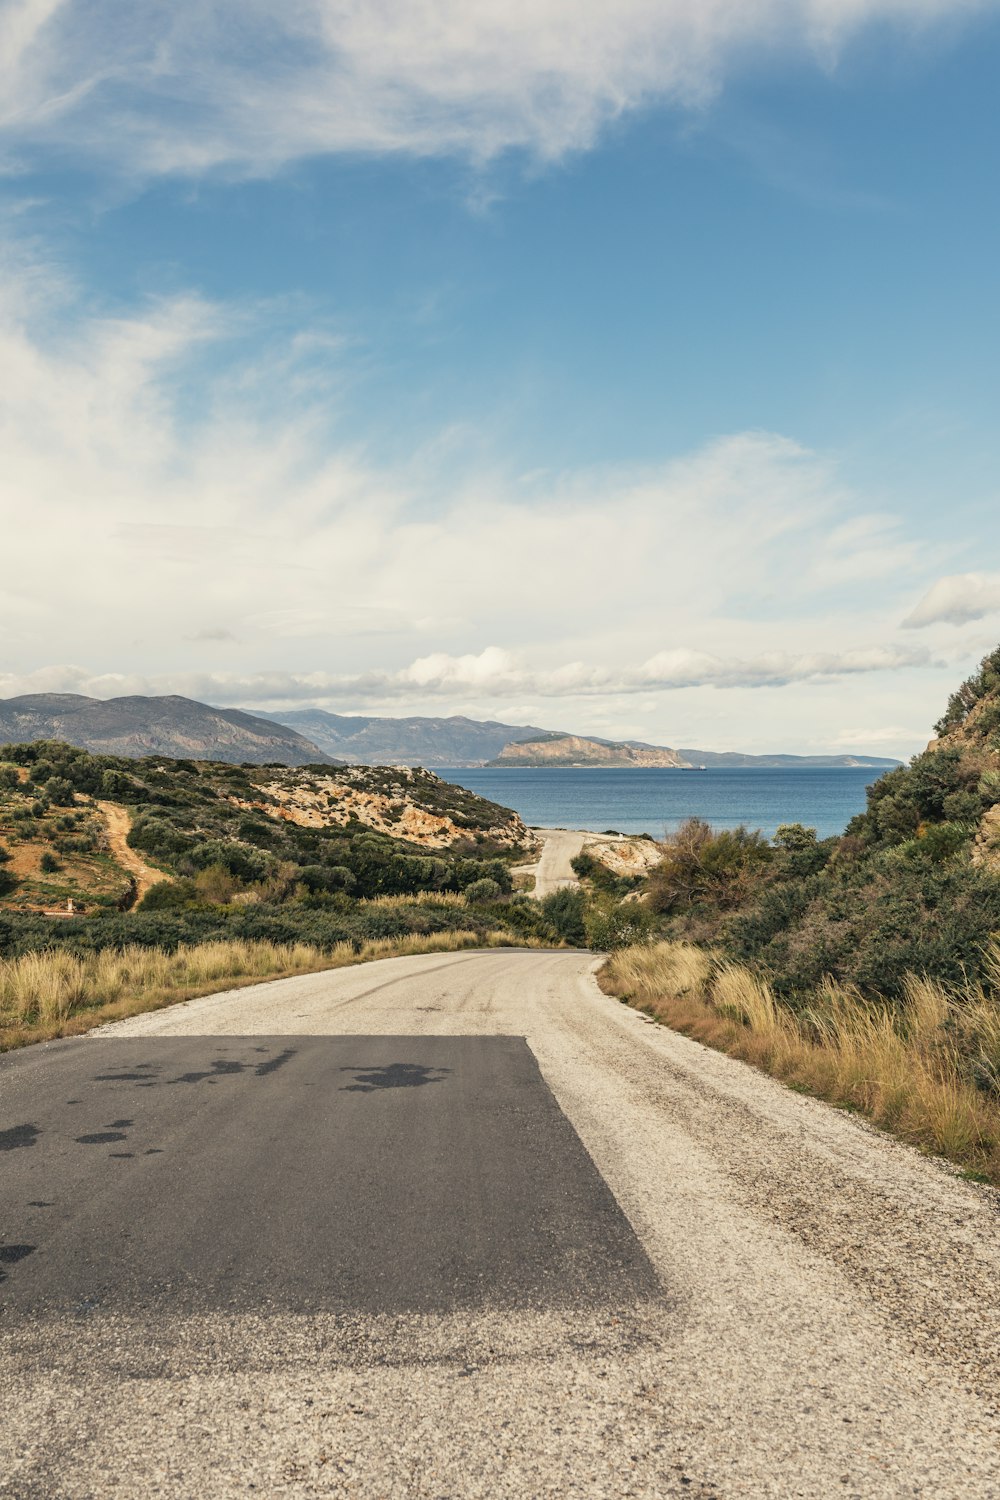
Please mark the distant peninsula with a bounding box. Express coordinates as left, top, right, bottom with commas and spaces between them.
0, 695, 903, 770
263, 709, 902, 769
486, 732, 900, 770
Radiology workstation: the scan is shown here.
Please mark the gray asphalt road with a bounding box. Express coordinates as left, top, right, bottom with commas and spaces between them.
3, 948, 1000, 1498
0, 1035, 655, 1316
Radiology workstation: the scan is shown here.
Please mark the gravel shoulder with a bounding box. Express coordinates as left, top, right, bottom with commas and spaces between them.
3, 949, 999, 1498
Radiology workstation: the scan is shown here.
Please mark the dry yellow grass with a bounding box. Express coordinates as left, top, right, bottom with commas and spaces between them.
601, 940, 1000, 1184
362, 892, 469, 909
0, 929, 530, 1051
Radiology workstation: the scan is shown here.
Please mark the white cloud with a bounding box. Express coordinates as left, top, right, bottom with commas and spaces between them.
0, 0, 994, 174
0, 255, 956, 751
902, 573, 1000, 629
0, 643, 934, 709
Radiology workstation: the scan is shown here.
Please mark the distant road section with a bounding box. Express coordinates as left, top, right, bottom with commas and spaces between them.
519, 827, 626, 897
2, 948, 999, 1496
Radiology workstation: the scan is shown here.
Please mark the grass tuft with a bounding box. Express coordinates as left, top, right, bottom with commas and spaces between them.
0, 930, 536, 1051
601, 940, 1000, 1185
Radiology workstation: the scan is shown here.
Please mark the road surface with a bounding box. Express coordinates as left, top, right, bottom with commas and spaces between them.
519, 828, 627, 897
2, 949, 999, 1497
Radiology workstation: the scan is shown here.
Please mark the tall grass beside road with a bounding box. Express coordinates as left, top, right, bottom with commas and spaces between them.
0, 930, 528, 1051
602, 941, 1000, 1184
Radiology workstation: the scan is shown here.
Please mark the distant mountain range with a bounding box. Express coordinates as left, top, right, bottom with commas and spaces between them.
260, 709, 552, 766
261, 711, 901, 769
0, 694, 332, 765
0, 694, 903, 770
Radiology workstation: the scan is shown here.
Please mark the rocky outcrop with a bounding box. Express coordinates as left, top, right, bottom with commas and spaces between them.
583, 836, 664, 876
231, 766, 529, 850
972, 806, 1000, 872
491, 735, 689, 768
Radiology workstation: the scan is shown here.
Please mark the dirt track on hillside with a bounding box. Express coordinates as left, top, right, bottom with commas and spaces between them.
96, 801, 169, 902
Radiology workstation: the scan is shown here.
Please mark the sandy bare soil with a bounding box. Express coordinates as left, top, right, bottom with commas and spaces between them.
96, 800, 169, 901
517, 827, 651, 896
3, 949, 998, 1497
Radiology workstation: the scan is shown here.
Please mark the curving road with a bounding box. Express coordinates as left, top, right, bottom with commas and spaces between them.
520, 827, 626, 897
2, 949, 999, 1497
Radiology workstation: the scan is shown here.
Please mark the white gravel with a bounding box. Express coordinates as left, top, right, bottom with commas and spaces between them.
5, 948, 1000, 1498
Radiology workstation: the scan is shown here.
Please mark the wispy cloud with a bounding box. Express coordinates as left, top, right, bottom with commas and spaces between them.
0, 643, 935, 710
1, 1, 994, 175
902, 572, 1000, 628
0, 246, 963, 750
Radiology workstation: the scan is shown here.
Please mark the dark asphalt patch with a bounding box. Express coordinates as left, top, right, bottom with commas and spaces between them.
340, 1061, 449, 1092
0, 1035, 660, 1318
0, 1123, 41, 1151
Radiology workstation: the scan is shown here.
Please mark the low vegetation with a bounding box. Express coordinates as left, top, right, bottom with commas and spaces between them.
602, 941, 1000, 1182
0, 739, 545, 931
0, 739, 576, 1046
596, 648, 1000, 1186
0, 929, 536, 1051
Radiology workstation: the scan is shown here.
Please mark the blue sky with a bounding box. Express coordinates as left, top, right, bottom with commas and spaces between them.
2, 0, 999, 755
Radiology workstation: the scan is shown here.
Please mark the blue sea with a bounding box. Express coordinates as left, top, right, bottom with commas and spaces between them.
439, 766, 888, 841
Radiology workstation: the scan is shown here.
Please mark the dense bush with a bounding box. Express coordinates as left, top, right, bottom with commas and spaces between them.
647, 819, 773, 914
0, 899, 511, 959
540, 888, 587, 945
934, 645, 1000, 735
707, 653, 1000, 1002
584, 899, 652, 950
463, 877, 504, 903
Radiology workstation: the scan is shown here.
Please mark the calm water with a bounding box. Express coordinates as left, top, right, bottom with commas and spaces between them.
440, 766, 887, 840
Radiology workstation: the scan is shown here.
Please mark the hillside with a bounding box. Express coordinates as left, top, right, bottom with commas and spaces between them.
0, 741, 531, 922
491, 734, 688, 768
268, 710, 900, 768
0, 695, 332, 766
262, 709, 553, 766
649, 645, 1000, 1002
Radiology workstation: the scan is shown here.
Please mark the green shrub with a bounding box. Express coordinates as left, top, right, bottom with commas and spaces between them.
43, 777, 75, 806
464, 877, 503, 903
584, 899, 652, 951
39, 852, 61, 873
935, 646, 1000, 734
138, 880, 199, 912
647, 819, 772, 914
540, 888, 586, 945
773, 823, 817, 851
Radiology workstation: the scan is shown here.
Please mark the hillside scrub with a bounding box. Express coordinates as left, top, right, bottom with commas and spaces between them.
598, 652, 1000, 1182
644, 651, 1000, 1001
0, 929, 538, 1051
0, 740, 553, 955
602, 941, 1000, 1183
